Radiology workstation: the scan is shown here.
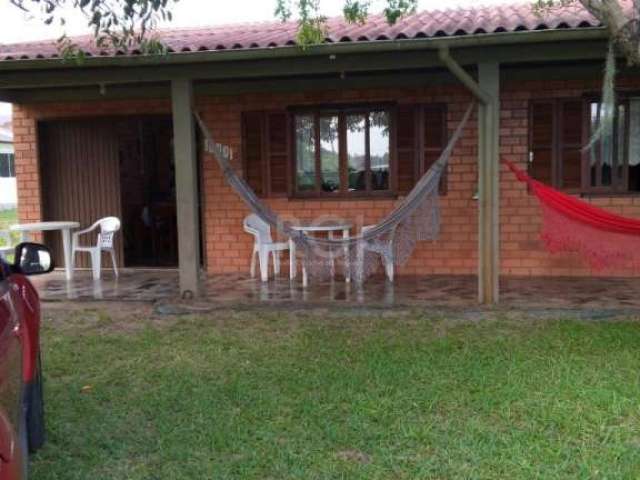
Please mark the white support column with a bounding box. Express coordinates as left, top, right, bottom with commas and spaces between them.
171, 79, 201, 298
478, 62, 500, 304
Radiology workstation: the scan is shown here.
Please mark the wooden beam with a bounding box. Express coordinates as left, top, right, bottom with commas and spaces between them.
438, 47, 490, 105
478, 61, 500, 305
7, 60, 640, 105
171, 79, 201, 298
0, 69, 460, 104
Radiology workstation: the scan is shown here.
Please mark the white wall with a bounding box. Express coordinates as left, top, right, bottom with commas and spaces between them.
0, 141, 11, 155
0, 178, 17, 210
0, 140, 16, 210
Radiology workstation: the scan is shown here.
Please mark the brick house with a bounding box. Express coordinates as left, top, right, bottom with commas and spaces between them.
0, 2, 635, 303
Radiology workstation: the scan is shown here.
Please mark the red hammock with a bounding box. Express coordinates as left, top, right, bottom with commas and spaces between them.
505, 160, 640, 271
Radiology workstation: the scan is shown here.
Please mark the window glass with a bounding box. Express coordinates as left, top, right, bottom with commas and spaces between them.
589, 102, 599, 187
617, 103, 626, 186
293, 107, 397, 196
629, 98, 640, 191
0, 154, 10, 178
369, 111, 390, 191
295, 115, 316, 192
589, 101, 615, 187
319, 116, 340, 193
346, 114, 366, 191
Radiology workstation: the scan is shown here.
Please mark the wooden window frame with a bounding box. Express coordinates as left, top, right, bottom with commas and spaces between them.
529, 96, 640, 195
242, 102, 448, 200
581, 95, 632, 194
290, 104, 396, 199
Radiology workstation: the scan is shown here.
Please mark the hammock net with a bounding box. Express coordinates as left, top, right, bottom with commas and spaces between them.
196, 103, 474, 282
506, 160, 640, 271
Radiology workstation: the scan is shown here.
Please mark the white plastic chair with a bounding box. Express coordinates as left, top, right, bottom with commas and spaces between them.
72, 217, 121, 280
357, 225, 395, 283
243, 214, 290, 282
0, 230, 15, 261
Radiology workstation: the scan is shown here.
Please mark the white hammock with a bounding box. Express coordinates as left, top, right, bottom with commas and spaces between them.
195, 102, 474, 281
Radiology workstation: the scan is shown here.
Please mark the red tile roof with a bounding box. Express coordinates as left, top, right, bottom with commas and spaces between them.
0, 2, 602, 61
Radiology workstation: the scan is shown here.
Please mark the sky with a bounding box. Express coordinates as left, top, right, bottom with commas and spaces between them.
0, 0, 512, 117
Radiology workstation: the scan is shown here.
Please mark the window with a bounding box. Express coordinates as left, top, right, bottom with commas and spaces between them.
529, 96, 640, 194
242, 103, 447, 199
293, 108, 391, 196
0, 153, 14, 178
587, 98, 635, 192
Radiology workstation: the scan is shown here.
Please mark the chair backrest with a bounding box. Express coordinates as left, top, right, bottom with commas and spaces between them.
243, 214, 272, 244
97, 217, 121, 249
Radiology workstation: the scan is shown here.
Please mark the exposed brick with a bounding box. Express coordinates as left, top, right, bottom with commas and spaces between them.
14, 79, 640, 278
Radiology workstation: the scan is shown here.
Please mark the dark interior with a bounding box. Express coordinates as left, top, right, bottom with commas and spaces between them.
118, 116, 178, 268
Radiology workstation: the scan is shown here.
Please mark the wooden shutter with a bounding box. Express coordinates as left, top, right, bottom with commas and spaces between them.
396, 106, 418, 195
242, 111, 289, 197
558, 100, 583, 190
423, 104, 448, 194
529, 101, 555, 185
529, 100, 584, 189
265, 112, 289, 197
242, 112, 265, 196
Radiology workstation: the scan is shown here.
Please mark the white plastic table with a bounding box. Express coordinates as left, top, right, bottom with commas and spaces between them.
10, 221, 80, 280
289, 222, 352, 287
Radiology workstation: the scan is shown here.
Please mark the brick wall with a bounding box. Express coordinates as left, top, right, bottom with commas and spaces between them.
12, 76, 640, 277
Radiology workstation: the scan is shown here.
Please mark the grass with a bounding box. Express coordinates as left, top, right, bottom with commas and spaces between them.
0, 208, 17, 229
31, 307, 640, 479
0, 208, 20, 261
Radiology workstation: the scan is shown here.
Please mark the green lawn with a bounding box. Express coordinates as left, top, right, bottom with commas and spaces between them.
0, 208, 17, 229
31, 307, 640, 479
0, 209, 19, 252
0, 208, 18, 228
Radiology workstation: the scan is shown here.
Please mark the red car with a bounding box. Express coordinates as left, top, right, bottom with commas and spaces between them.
0, 243, 53, 479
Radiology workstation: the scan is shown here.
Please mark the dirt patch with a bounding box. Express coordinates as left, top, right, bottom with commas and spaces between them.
335, 449, 371, 464
40, 298, 640, 339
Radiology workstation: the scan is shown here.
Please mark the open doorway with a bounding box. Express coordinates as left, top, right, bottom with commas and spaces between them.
118, 116, 178, 267
39, 115, 181, 269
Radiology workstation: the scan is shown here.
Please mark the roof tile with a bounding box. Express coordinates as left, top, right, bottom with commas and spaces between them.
0, 1, 602, 61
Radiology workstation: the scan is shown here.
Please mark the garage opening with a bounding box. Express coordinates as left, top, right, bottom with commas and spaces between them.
38, 115, 180, 269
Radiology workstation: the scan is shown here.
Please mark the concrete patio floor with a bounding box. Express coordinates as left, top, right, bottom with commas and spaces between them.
28, 269, 640, 311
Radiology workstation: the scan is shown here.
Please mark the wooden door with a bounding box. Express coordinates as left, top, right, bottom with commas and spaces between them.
38, 119, 123, 269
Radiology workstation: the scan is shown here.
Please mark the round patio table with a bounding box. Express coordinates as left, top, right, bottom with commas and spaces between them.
10, 221, 80, 280
289, 222, 352, 287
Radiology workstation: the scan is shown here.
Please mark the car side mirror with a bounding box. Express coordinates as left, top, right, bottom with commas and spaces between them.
12, 243, 55, 276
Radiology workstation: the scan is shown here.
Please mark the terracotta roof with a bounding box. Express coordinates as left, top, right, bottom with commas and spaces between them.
0, 2, 602, 61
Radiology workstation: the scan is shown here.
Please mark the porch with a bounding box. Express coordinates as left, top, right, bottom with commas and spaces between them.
29, 270, 640, 312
